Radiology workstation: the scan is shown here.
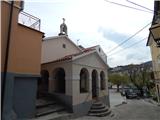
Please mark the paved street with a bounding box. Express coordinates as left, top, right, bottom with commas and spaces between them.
72, 99, 160, 120
109, 89, 126, 108
112, 99, 160, 120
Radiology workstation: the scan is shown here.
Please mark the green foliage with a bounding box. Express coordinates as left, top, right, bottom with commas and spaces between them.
108, 73, 130, 85
129, 69, 152, 89
109, 73, 130, 92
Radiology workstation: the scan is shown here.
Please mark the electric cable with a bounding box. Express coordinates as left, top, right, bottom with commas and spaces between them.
108, 37, 147, 57
104, 0, 153, 13
106, 22, 151, 54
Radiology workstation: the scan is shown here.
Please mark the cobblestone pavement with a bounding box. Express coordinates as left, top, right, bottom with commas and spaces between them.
72, 99, 160, 120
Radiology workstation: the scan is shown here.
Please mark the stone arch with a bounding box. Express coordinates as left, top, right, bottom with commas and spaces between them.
100, 71, 106, 90
53, 68, 65, 93
80, 68, 89, 93
92, 69, 98, 98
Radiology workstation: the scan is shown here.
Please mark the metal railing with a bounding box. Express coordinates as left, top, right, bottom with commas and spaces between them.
18, 11, 41, 31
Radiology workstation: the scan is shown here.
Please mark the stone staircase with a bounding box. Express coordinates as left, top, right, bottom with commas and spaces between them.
88, 100, 112, 117
34, 97, 70, 120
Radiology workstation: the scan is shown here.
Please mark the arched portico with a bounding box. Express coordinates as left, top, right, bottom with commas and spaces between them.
53, 67, 66, 93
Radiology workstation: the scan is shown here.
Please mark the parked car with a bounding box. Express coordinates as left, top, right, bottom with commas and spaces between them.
125, 88, 138, 99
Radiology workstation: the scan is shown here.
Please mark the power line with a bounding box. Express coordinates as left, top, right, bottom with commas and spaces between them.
126, 0, 154, 12
106, 22, 151, 54
104, 0, 153, 13
107, 37, 147, 57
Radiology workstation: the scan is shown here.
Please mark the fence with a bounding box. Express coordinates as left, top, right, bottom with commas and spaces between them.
18, 11, 41, 31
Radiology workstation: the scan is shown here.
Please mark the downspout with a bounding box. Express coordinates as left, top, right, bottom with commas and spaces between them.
2, 1, 14, 112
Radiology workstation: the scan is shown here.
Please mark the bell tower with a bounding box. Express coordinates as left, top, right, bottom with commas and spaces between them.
58, 18, 68, 36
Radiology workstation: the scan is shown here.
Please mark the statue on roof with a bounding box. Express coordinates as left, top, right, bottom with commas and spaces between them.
59, 18, 68, 36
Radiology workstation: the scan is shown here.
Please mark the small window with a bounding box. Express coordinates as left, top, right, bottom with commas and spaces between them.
63, 44, 66, 48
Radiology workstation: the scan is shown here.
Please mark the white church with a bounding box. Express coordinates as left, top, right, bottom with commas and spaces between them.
38, 18, 110, 116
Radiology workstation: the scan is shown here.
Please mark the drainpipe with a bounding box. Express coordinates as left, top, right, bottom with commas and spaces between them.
2, 1, 14, 113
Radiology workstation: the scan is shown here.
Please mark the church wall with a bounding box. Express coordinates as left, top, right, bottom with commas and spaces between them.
73, 52, 107, 69
41, 36, 81, 63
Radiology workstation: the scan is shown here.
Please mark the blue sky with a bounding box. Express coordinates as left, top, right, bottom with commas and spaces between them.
24, 0, 154, 67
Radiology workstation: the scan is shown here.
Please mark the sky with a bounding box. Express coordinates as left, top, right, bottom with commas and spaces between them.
23, 0, 154, 67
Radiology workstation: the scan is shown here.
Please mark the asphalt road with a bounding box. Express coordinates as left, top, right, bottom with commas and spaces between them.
73, 99, 160, 120
112, 99, 160, 120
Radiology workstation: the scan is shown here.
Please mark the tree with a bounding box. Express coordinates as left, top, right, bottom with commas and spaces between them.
108, 73, 129, 92
128, 68, 152, 96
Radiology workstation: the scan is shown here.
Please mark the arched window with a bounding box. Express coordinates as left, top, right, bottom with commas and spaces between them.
80, 68, 89, 93
53, 68, 65, 93
100, 71, 106, 90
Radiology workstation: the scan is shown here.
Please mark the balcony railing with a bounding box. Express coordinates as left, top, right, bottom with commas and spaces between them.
18, 11, 41, 31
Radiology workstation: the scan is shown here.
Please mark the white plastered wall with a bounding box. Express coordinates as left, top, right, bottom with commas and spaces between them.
72, 52, 108, 105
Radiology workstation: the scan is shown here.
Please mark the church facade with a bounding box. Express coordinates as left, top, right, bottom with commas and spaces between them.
40, 20, 110, 115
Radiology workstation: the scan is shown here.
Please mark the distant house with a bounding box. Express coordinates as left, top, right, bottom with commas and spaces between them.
40, 33, 109, 115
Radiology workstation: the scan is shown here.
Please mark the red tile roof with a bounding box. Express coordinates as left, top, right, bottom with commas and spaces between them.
50, 46, 96, 63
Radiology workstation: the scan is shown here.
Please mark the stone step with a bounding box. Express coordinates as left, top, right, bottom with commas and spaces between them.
89, 107, 109, 113
36, 101, 56, 109
91, 105, 106, 109
88, 100, 111, 117
88, 110, 111, 117
92, 102, 104, 106
36, 105, 65, 117
32, 111, 71, 120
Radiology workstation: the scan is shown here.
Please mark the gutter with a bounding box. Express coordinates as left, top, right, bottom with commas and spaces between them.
2, 1, 14, 113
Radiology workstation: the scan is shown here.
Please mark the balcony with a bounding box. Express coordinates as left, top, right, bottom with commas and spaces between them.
18, 11, 41, 31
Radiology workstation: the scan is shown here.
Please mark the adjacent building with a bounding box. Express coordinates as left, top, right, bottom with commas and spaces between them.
1, 1, 44, 119
147, 1, 160, 103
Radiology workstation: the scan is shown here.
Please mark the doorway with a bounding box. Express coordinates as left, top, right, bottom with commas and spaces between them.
92, 70, 98, 99
37, 70, 49, 98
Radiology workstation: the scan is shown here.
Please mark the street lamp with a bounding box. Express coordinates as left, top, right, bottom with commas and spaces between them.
149, 23, 160, 47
